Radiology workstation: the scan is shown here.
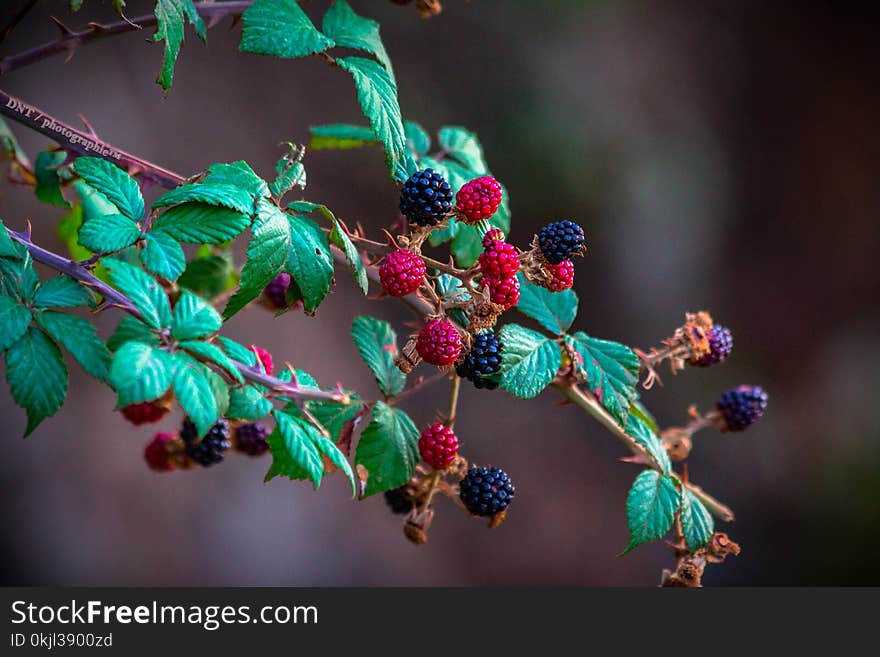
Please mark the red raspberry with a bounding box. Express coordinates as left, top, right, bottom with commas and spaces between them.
482, 228, 505, 247
144, 432, 175, 472
544, 260, 574, 292
121, 400, 168, 426
251, 345, 274, 375
487, 274, 520, 310
456, 175, 503, 223
418, 423, 459, 469
379, 249, 426, 297
479, 240, 520, 278
416, 319, 462, 366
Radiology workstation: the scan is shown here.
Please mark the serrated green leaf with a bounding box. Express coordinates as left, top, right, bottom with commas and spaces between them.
279, 367, 319, 389
306, 399, 364, 454
681, 489, 715, 552
33, 276, 94, 309
202, 161, 269, 198
404, 121, 430, 156
266, 409, 325, 488
154, 182, 255, 215
141, 231, 186, 280
570, 332, 640, 427
152, 203, 251, 244
179, 340, 244, 383
0, 295, 33, 351
624, 470, 680, 554
0, 246, 38, 301
328, 216, 368, 295
337, 56, 413, 181
105, 259, 172, 329
152, 0, 207, 91
223, 201, 289, 318
78, 213, 141, 253
207, 369, 230, 417
351, 315, 405, 397
322, 0, 393, 76
355, 401, 418, 497
56, 204, 92, 262
625, 411, 672, 474
34, 150, 69, 208
438, 126, 488, 173
309, 124, 377, 150
110, 341, 174, 406
227, 384, 272, 421
72, 157, 144, 221
5, 326, 68, 436
312, 432, 357, 496
287, 200, 322, 213
629, 400, 660, 436
516, 273, 578, 335
286, 213, 334, 312
178, 254, 235, 299
218, 336, 257, 366
268, 143, 307, 199
172, 353, 218, 436
107, 315, 158, 351
498, 323, 561, 399
73, 179, 118, 222
36, 311, 111, 382
171, 289, 222, 340
240, 0, 333, 59
0, 218, 19, 257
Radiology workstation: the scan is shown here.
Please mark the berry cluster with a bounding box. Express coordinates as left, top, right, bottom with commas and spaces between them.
418, 423, 459, 470
379, 248, 426, 297
717, 385, 768, 432
456, 331, 502, 389
181, 418, 231, 467
121, 399, 168, 425
691, 325, 733, 367
537, 220, 585, 264
400, 168, 453, 226
456, 175, 503, 223
251, 345, 274, 375
235, 422, 270, 456
263, 273, 292, 309
459, 466, 516, 517
416, 318, 462, 366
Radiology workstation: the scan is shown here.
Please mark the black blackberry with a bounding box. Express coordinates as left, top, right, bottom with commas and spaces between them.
181, 418, 231, 466
399, 168, 453, 226
537, 220, 585, 264
263, 273, 291, 309
716, 385, 768, 432
691, 325, 733, 367
459, 466, 515, 517
384, 486, 413, 515
456, 331, 502, 390
235, 422, 269, 456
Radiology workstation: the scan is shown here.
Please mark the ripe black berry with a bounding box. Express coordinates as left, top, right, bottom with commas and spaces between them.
456, 331, 503, 389
716, 385, 768, 432
537, 220, 585, 264
384, 486, 413, 515
399, 168, 453, 226
459, 466, 515, 517
690, 325, 733, 367
181, 418, 231, 466
263, 273, 291, 309
235, 422, 269, 456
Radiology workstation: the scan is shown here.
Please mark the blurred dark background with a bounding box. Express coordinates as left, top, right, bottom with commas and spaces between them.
1, 0, 878, 586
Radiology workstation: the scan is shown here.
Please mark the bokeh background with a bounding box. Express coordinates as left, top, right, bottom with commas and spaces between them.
1, 0, 878, 586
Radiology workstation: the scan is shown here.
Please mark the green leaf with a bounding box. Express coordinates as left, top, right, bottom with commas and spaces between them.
351, 315, 405, 397
36, 311, 111, 382
179, 340, 244, 383
223, 201, 289, 318
435, 273, 470, 328
625, 411, 672, 475
105, 259, 172, 329
152, 203, 251, 244
107, 315, 158, 351
202, 161, 268, 198
624, 470, 680, 554
337, 56, 413, 181
141, 231, 186, 280
171, 289, 222, 340
286, 213, 334, 312
153, 182, 255, 215
72, 157, 144, 221
207, 369, 230, 417
33, 276, 94, 309
56, 205, 92, 262
0, 295, 33, 351
681, 489, 715, 552
322, 0, 393, 75
268, 143, 307, 199
73, 179, 118, 221
438, 126, 488, 172
152, 0, 207, 91
328, 216, 368, 295
218, 336, 257, 366
0, 218, 19, 257
5, 326, 68, 436
240, 0, 333, 59
570, 332, 640, 427
78, 213, 141, 252
288, 200, 322, 213
311, 432, 357, 497
404, 120, 430, 156
355, 401, 418, 497
515, 273, 578, 335
172, 353, 219, 436
178, 253, 235, 299
266, 409, 325, 488
309, 124, 377, 150
227, 384, 272, 421
110, 341, 175, 406
498, 323, 562, 399
306, 399, 364, 454
630, 399, 659, 435
34, 150, 69, 208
